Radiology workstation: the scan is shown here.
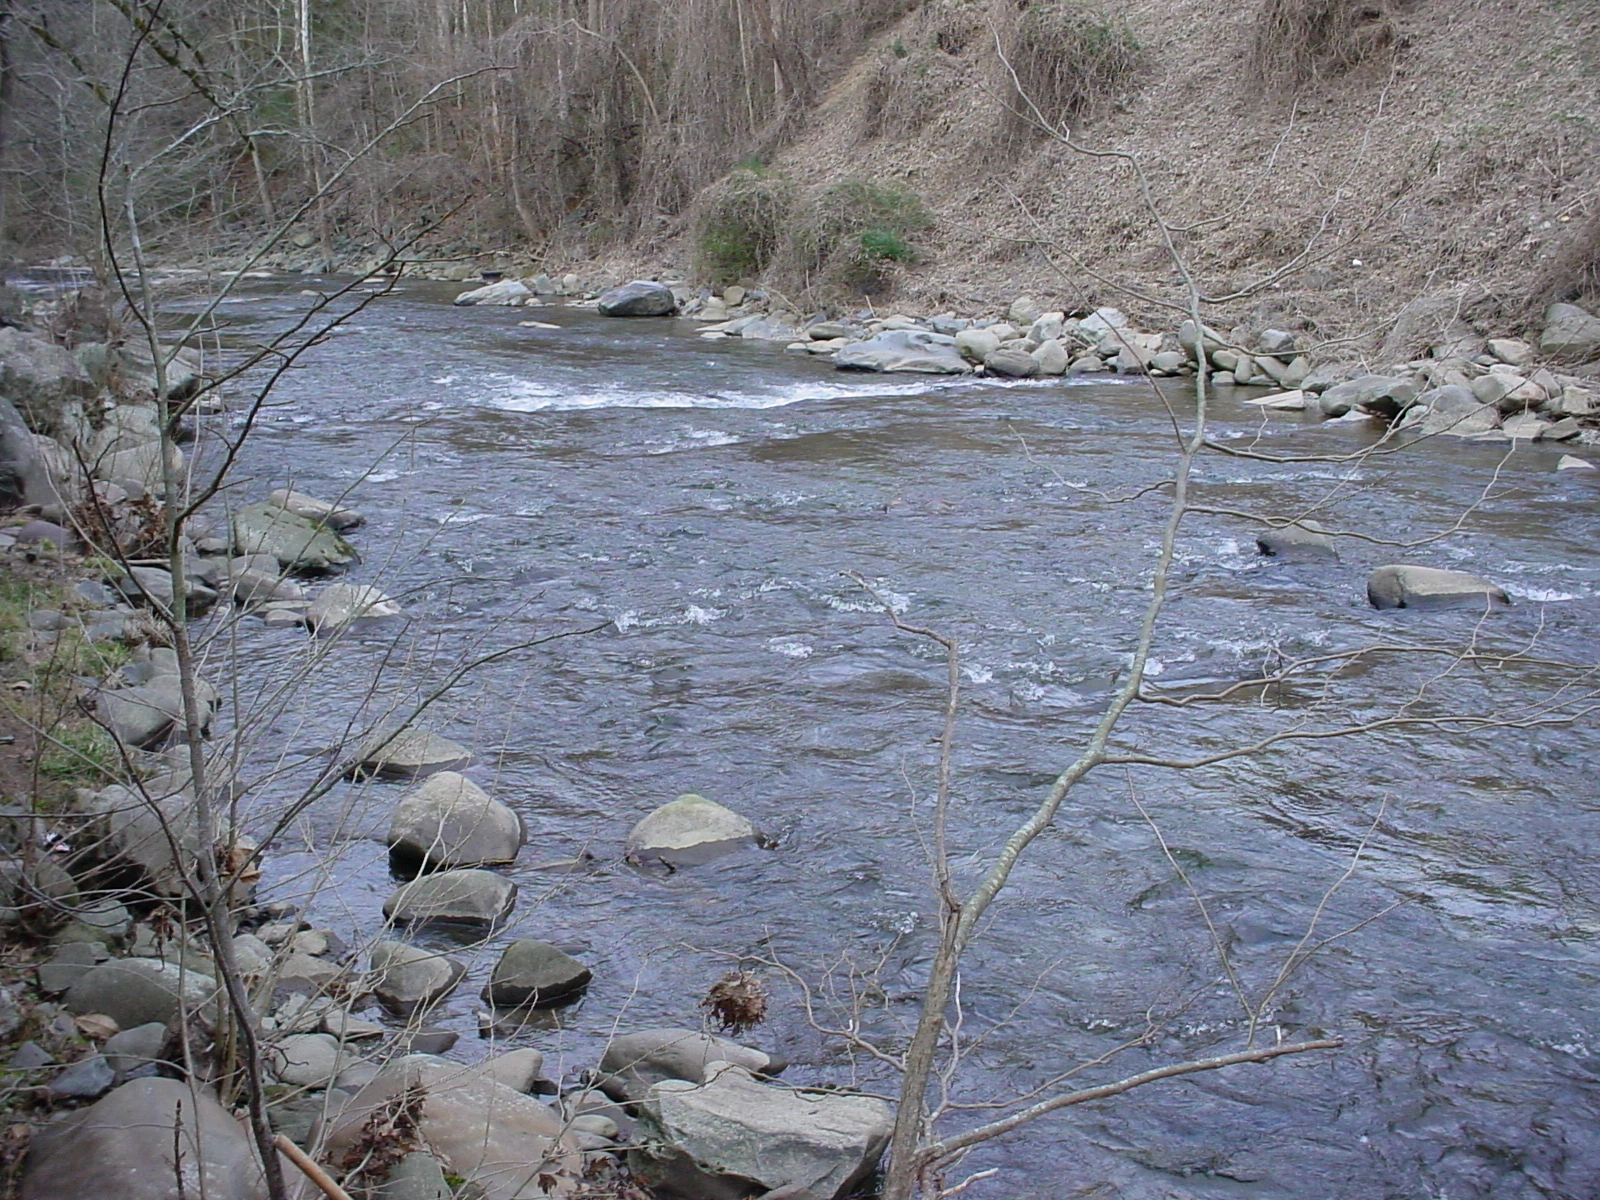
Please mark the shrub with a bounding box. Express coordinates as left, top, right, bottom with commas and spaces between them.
1250, 0, 1401, 87
1006, 0, 1144, 134
694, 168, 794, 285
790, 181, 933, 294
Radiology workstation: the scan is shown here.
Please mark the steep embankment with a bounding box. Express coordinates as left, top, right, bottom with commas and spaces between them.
620, 0, 1600, 354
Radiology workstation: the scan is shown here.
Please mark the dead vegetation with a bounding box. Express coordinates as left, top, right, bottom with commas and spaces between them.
1003, 0, 1146, 134
1249, 0, 1405, 86
1529, 209, 1600, 312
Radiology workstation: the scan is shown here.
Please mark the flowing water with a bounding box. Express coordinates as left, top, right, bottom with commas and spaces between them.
141, 275, 1600, 1197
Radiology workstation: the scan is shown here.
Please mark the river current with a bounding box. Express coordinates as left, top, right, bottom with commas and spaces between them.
170, 275, 1600, 1199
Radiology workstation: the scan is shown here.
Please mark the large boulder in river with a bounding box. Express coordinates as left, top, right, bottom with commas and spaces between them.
388, 771, 523, 868
630, 1063, 892, 1200
321, 1055, 581, 1200
598, 1028, 774, 1104
482, 938, 591, 1009
626, 794, 756, 868
1540, 302, 1600, 362
21, 1078, 268, 1200
598, 280, 677, 317
834, 330, 970, 375
1315, 375, 1416, 418
452, 279, 531, 306
382, 868, 516, 928
232, 501, 357, 572
1256, 521, 1336, 561
1406, 385, 1500, 436
1367, 565, 1508, 611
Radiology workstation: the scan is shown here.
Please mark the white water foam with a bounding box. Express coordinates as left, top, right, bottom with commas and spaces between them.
473, 372, 960, 413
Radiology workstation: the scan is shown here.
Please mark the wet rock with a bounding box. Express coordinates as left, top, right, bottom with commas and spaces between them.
268, 488, 363, 530
983, 348, 1040, 378
103, 1022, 169, 1077
306, 583, 401, 632
1540, 302, 1600, 362
1367, 565, 1509, 612
1317, 375, 1416, 418
599, 1028, 773, 1104
626, 794, 757, 868
834, 330, 970, 375
388, 771, 523, 869
232, 501, 358, 572
1407, 385, 1500, 436
1256, 521, 1336, 561
631, 1063, 891, 1200
482, 939, 591, 1008
20, 1077, 267, 1199
355, 728, 472, 779
598, 281, 677, 317
65, 958, 219, 1033
382, 868, 515, 928
452, 280, 531, 306
44, 1053, 116, 1100
269, 1032, 344, 1088
369, 941, 465, 1014
322, 1055, 580, 1200
227, 556, 306, 606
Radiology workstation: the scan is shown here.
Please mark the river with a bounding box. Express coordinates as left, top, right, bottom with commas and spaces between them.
174, 275, 1600, 1199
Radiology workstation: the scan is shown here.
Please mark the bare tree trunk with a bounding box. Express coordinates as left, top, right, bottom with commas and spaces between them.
0, 0, 14, 245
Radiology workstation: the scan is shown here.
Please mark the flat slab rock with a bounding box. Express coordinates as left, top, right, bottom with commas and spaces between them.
322, 1055, 580, 1200
355, 729, 473, 778
232, 501, 358, 572
1368, 565, 1508, 611
482, 938, 591, 1008
383, 868, 516, 927
599, 1028, 773, 1104
632, 1063, 892, 1200
834, 329, 970, 375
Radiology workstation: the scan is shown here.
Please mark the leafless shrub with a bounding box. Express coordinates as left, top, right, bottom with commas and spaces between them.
692, 167, 795, 285
1250, 0, 1402, 88
1528, 209, 1600, 311
862, 3, 980, 140
1002, 0, 1145, 138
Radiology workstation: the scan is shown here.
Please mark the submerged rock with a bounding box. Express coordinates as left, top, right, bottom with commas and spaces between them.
355, 728, 472, 779
1256, 521, 1336, 561
834, 330, 969, 375
626, 793, 757, 868
232, 501, 358, 573
388, 771, 523, 868
631, 1063, 892, 1200
306, 583, 401, 632
598, 280, 677, 317
1367, 565, 1508, 611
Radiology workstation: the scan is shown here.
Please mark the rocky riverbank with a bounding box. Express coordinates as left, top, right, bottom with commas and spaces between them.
444, 272, 1600, 455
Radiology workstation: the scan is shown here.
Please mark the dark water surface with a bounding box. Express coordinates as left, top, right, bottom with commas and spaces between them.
174, 276, 1600, 1199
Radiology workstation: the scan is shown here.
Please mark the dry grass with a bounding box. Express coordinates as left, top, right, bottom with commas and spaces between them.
693, 167, 795, 285
1250, 0, 1404, 87
1003, 0, 1145, 135
1528, 209, 1600, 311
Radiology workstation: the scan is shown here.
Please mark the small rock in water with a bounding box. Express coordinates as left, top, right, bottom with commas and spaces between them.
389, 771, 523, 869
369, 940, 466, 1014
626, 793, 758, 868
306, 583, 402, 633
382, 868, 516, 928
1256, 521, 1336, 561
1556, 455, 1594, 471
268, 487, 363, 530
482, 939, 592, 1009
